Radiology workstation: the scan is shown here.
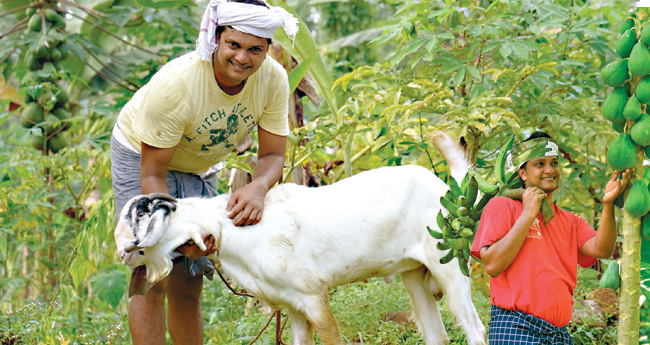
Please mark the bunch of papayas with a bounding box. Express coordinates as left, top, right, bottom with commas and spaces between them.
429, 137, 556, 277
21, 3, 70, 154
602, 10, 650, 222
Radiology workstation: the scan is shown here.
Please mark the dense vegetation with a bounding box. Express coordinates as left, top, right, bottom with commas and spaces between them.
0, 0, 649, 343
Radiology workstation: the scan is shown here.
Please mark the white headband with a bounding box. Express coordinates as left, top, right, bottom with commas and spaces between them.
196, 0, 299, 61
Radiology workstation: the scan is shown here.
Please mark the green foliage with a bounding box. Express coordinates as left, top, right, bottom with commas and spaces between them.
0, 0, 647, 343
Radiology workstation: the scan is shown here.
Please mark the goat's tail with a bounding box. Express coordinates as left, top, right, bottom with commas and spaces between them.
429, 132, 473, 182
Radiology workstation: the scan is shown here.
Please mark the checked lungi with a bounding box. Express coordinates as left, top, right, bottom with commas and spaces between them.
488, 305, 573, 344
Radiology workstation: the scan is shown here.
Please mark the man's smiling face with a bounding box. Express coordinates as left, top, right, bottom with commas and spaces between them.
519, 156, 561, 194
213, 27, 269, 89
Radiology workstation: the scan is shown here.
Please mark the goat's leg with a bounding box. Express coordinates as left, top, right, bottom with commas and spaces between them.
302, 294, 342, 345
400, 266, 450, 345
424, 263, 487, 345
286, 307, 315, 345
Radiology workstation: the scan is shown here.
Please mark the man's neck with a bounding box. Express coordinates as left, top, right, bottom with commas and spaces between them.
219, 81, 246, 95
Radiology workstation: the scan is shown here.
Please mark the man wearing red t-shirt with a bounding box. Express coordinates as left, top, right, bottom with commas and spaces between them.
471, 132, 631, 344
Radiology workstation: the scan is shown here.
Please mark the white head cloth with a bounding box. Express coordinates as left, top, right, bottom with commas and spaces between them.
196, 0, 299, 61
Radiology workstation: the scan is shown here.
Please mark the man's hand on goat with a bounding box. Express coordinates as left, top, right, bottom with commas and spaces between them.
176, 233, 216, 260
227, 181, 267, 226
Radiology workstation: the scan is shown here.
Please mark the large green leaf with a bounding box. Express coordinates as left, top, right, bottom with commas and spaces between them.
269, 0, 338, 114
90, 270, 128, 309
288, 53, 316, 94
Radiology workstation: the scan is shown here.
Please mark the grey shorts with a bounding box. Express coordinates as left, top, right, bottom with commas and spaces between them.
110, 135, 219, 217
110, 133, 219, 278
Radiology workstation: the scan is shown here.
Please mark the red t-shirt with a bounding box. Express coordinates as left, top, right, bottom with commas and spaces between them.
470, 196, 597, 327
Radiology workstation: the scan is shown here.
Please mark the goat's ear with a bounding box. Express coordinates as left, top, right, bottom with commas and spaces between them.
119, 193, 177, 253
136, 197, 176, 248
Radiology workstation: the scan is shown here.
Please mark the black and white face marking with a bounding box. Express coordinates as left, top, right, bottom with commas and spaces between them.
122, 194, 178, 252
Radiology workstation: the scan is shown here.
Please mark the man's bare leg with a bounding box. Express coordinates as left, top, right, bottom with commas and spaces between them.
167, 260, 204, 345
129, 277, 169, 345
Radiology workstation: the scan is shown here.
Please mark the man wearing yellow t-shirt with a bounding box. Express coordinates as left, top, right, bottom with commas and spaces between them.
110, 0, 299, 343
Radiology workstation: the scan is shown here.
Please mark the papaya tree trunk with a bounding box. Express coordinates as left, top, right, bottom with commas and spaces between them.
618, 156, 644, 344
619, 209, 642, 344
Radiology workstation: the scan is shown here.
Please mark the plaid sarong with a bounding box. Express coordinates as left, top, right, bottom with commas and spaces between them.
489, 305, 573, 344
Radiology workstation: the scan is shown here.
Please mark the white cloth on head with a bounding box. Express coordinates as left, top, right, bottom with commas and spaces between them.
196, 0, 299, 61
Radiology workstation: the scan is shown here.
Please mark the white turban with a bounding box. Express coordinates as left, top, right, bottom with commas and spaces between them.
196, 0, 299, 61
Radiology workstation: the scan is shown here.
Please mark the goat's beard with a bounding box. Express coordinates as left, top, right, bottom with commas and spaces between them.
142, 245, 176, 284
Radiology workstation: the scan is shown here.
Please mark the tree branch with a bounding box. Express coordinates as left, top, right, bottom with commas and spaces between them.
84, 60, 138, 93
56, 0, 105, 19
81, 43, 141, 89
0, 17, 28, 40
67, 11, 168, 57
0, 4, 31, 19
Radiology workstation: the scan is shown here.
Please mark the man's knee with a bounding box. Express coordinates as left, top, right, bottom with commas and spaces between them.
167, 261, 203, 300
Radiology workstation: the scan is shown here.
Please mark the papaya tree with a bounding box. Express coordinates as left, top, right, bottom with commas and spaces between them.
599, 7, 650, 343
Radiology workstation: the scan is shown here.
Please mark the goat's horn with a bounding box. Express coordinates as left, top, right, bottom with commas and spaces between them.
145, 193, 177, 203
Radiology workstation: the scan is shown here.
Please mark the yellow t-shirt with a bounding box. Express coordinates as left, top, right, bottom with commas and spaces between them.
117, 52, 290, 174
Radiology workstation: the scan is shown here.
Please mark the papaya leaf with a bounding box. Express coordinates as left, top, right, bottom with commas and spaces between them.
90, 270, 127, 309
69, 255, 87, 289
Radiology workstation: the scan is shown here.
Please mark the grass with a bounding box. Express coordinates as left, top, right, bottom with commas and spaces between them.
1, 267, 640, 344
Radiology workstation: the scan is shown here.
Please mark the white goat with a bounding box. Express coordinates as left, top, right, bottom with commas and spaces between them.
114, 133, 487, 345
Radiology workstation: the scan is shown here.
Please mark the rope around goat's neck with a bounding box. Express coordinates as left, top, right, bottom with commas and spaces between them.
210, 224, 288, 345
211, 224, 254, 298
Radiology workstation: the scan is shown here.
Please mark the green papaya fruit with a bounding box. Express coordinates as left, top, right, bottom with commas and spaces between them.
625, 180, 650, 218
642, 23, 650, 46
24, 49, 40, 70
52, 106, 70, 120
53, 86, 69, 107
35, 43, 51, 60
617, 28, 637, 58
44, 8, 65, 29
607, 133, 637, 172
629, 42, 650, 77
631, 113, 650, 146
643, 213, 650, 240
614, 192, 625, 209
42, 114, 63, 135
48, 133, 68, 153
25, 7, 35, 17
27, 13, 41, 32
31, 131, 46, 150
49, 47, 62, 62
43, 60, 56, 72
21, 102, 44, 128
602, 87, 628, 123
637, 75, 650, 103
599, 261, 620, 290
644, 168, 650, 185
624, 95, 642, 121
601, 59, 629, 87
621, 18, 635, 34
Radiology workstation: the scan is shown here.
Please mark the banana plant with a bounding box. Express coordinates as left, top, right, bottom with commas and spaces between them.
269, 0, 338, 115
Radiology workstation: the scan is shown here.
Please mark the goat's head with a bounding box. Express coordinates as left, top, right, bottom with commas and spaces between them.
115, 193, 185, 296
